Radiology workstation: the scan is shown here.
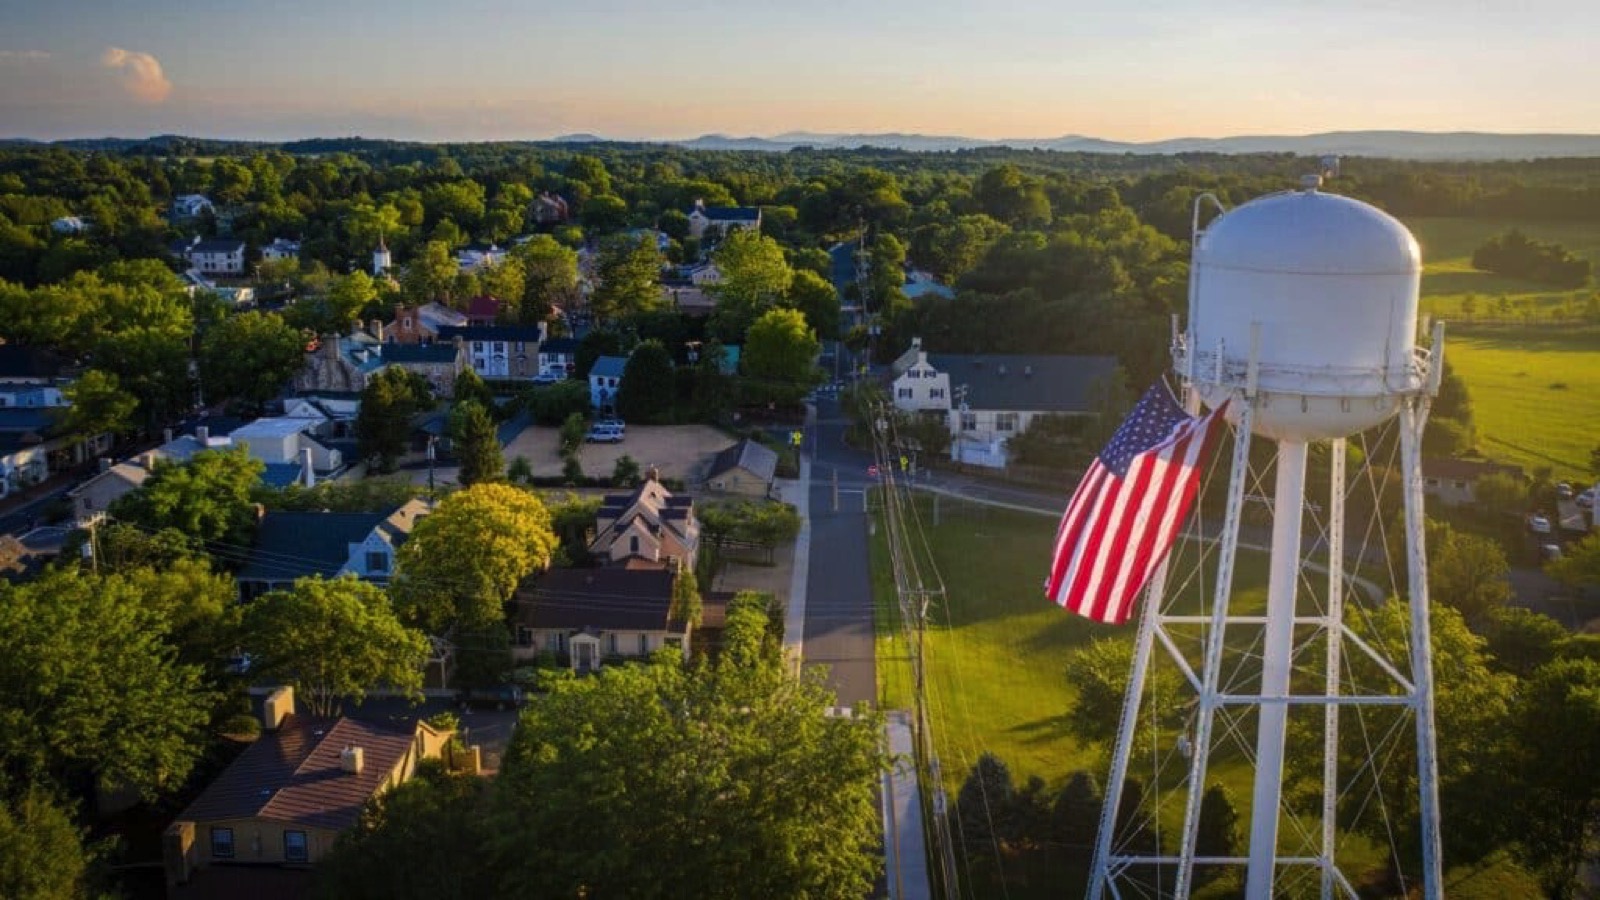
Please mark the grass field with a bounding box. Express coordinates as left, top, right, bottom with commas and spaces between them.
1400, 217, 1600, 481
871, 491, 1544, 898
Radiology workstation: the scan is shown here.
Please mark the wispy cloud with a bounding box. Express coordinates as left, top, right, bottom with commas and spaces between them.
101, 47, 171, 103
0, 50, 52, 63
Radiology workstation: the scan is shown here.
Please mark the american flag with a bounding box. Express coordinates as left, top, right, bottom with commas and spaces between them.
1045, 384, 1228, 624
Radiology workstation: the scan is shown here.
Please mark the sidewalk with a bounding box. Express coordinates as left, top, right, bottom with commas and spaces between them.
776, 404, 815, 667
882, 710, 932, 900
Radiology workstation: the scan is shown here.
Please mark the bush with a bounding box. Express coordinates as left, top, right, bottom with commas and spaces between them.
561, 453, 584, 485
222, 712, 261, 738
1472, 229, 1592, 289
425, 711, 461, 733
559, 412, 588, 456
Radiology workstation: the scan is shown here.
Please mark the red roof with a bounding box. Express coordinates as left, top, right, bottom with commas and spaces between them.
176, 715, 422, 831
464, 295, 502, 322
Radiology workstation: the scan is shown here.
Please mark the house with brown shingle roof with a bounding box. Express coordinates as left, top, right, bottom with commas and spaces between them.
163, 687, 450, 896
511, 561, 691, 672
587, 476, 699, 570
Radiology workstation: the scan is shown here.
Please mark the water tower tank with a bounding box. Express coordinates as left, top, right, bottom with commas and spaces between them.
1188, 182, 1423, 441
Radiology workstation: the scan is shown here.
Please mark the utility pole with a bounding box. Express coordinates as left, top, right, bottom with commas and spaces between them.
426, 435, 437, 493
832, 467, 839, 513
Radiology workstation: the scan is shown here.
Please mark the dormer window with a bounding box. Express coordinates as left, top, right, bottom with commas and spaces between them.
366, 551, 390, 573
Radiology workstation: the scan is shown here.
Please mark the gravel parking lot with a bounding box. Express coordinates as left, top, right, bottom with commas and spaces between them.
501, 423, 737, 482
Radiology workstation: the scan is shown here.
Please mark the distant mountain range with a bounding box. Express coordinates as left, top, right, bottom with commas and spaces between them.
9, 130, 1600, 161
570, 130, 1600, 161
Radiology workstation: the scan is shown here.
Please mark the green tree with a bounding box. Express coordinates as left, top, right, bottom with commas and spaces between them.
491, 639, 882, 897
579, 194, 629, 233
244, 576, 428, 717
0, 569, 211, 800
1509, 657, 1600, 897
323, 270, 380, 332
616, 339, 674, 424
479, 255, 526, 316
1051, 771, 1101, 852
314, 765, 494, 900
1483, 606, 1569, 678
524, 380, 589, 426
1194, 783, 1241, 888
94, 325, 191, 430
1429, 528, 1514, 623
710, 229, 794, 340
784, 268, 841, 341
453, 366, 496, 413
591, 233, 661, 322
1063, 637, 1183, 759
743, 307, 820, 405
976, 165, 1053, 228
400, 240, 459, 305
1548, 532, 1600, 591
357, 367, 434, 472
393, 484, 557, 634
954, 752, 1017, 871
199, 310, 306, 414
451, 399, 503, 486
611, 454, 642, 487
670, 566, 702, 629
559, 412, 587, 457
109, 446, 265, 547
511, 234, 579, 325
561, 452, 584, 485
0, 788, 92, 900
692, 337, 735, 421
58, 368, 137, 441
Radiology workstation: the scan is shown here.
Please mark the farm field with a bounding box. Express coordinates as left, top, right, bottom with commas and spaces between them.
1402, 217, 1600, 482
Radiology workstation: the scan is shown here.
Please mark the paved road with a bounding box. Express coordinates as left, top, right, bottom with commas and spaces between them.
802, 354, 880, 709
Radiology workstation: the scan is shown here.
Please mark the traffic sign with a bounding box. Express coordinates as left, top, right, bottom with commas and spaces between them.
790, 430, 803, 446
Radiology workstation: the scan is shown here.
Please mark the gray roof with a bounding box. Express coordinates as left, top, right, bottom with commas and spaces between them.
190, 239, 245, 254
384, 344, 460, 364
540, 338, 579, 354
693, 206, 760, 222
927, 353, 1119, 414
237, 511, 385, 583
437, 325, 545, 343
516, 565, 682, 632
590, 355, 629, 379
0, 346, 72, 379
706, 438, 778, 483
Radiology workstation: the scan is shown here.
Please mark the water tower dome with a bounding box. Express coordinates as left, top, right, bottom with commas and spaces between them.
1187, 184, 1423, 440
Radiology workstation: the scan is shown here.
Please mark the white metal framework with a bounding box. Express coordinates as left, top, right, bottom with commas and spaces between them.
1086, 191, 1446, 898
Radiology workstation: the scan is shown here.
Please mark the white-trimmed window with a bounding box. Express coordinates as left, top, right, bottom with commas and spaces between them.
211, 827, 235, 859
996, 412, 1019, 433
960, 412, 977, 432
638, 634, 649, 654
898, 387, 913, 399
929, 388, 945, 400
365, 551, 389, 573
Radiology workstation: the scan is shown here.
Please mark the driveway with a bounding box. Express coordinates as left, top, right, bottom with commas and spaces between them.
501, 423, 735, 482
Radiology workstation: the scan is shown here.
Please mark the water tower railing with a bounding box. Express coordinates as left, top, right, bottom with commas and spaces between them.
1175, 348, 1426, 397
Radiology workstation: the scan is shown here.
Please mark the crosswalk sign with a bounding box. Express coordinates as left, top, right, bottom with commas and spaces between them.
791, 430, 803, 446
899, 455, 908, 472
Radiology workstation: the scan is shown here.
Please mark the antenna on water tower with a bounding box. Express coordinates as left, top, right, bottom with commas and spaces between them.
1086, 177, 1444, 900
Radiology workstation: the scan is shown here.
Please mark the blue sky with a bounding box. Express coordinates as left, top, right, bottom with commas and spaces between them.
2, 0, 1597, 141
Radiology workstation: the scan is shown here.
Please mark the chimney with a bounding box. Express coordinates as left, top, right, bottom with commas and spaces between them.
163, 427, 174, 444
911, 336, 922, 351
369, 319, 385, 342
646, 466, 660, 483
196, 425, 209, 443
350, 320, 363, 338
340, 746, 365, 775
141, 452, 160, 471
259, 685, 294, 732
98, 457, 113, 473
300, 446, 316, 489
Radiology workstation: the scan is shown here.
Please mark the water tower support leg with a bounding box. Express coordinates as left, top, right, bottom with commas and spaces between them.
1244, 439, 1308, 900
1322, 438, 1346, 900
1400, 399, 1444, 900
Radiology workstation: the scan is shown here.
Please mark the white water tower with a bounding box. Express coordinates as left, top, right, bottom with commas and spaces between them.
1088, 178, 1445, 900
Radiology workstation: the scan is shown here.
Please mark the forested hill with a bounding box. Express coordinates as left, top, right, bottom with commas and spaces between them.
10, 129, 1600, 161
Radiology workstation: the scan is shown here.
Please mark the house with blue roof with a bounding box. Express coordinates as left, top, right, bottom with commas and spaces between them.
589, 355, 629, 411
688, 199, 761, 240
236, 499, 430, 600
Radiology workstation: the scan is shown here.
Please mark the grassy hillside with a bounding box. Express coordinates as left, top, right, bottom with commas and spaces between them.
1409, 217, 1600, 319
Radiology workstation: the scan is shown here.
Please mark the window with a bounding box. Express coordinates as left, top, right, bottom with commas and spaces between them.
283, 830, 308, 863
960, 412, 977, 432
898, 387, 913, 399
607, 633, 618, 654
629, 535, 640, 554
516, 626, 534, 647
929, 388, 945, 400
639, 634, 649, 654
996, 412, 1019, 433
365, 551, 389, 573
1453, 480, 1467, 490
906, 369, 920, 379
402, 318, 413, 328
1425, 477, 1440, 488
210, 827, 235, 859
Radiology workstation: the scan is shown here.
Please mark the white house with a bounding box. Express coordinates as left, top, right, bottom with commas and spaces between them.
589, 355, 629, 411
537, 338, 579, 378
229, 415, 343, 483
176, 237, 246, 276
260, 238, 301, 262
51, 216, 88, 235
172, 194, 215, 218
435, 325, 545, 381
687, 200, 761, 240
889, 339, 1118, 469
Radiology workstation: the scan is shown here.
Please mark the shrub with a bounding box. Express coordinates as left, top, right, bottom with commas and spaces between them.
222, 712, 261, 738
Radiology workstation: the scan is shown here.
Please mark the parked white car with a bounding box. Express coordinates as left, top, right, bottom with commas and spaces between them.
586, 425, 624, 444
1578, 489, 1595, 509
1528, 514, 1552, 534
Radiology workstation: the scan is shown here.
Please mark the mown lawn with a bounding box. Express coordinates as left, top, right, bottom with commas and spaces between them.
1407, 216, 1600, 320
871, 491, 1545, 897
